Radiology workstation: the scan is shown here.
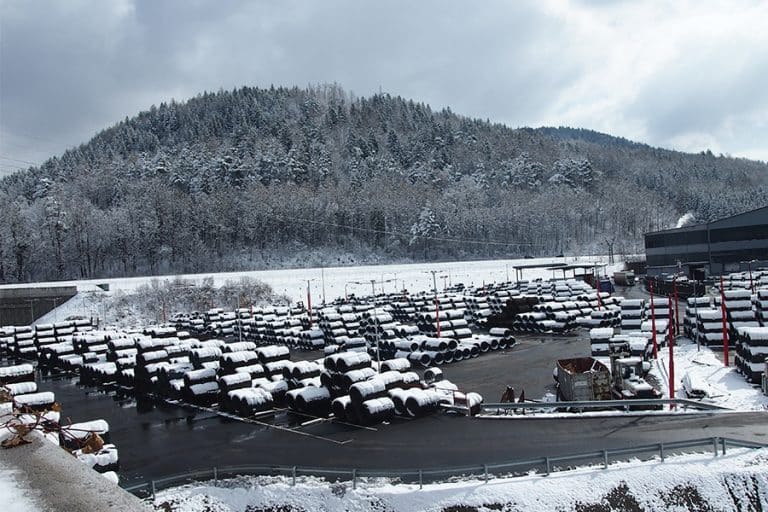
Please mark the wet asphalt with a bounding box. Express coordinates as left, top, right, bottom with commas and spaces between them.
26, 331, 768, 490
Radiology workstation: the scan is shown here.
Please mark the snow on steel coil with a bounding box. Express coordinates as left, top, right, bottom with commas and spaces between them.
183, 368, 217, 387
331, 395, 351, 421
349, 376, 387, 404
380, 358, 411, 372
14, 392, 55, 407
334, 351, 372, 372
341, 367, 376, 390
256, 345, 290, 364
358, 397, 395, 425
294, 386, 332, 416
404, 389, 443, 418
3, 381, 37, 396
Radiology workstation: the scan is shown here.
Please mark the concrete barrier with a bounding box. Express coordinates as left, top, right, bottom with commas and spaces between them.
0, 432, 148, 511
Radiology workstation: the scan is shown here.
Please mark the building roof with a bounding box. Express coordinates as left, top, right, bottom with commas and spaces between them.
645, 205, 768, 236
511, 262, 567, 270
548, 264, 606, 272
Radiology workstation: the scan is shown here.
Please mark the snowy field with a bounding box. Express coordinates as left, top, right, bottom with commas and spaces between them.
28, 255, 618, 325
154, 448, 768, 512
653, 338, 768, 410
3, 255, 614, 303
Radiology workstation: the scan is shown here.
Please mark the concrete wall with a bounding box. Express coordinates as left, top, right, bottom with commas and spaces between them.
0, 286, 77, 326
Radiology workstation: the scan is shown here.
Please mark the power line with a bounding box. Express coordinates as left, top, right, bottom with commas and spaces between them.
0, 155, 38, 166
0, 127, 62, 145
0, 163, 27, 171
259, 210, 540, 247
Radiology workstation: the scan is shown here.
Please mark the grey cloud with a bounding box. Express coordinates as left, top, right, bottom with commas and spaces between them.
1, 0, 766, 175
629, 50, 768, 142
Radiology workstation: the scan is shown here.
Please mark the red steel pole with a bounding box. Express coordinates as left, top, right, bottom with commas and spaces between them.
673, 277, 680, 336
668, 294, 675, 409
720, 275, 729, 367
307, 282, 313, 329
435, 297, 441, 338
650, 281, 658, 359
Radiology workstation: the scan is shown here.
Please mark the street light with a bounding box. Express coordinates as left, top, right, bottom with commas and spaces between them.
425, 270, 443, 337
321, 267, 326, 305
373, 312, 382, 372
305, 279, 318, 328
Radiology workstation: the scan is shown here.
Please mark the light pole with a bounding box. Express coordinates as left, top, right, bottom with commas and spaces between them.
305, 279, 318, 328
321, 267, 326, 305
374, 313, 381, 372
693, 280, 700, 351
237, 294, 243, 343
426, 270, 441, 337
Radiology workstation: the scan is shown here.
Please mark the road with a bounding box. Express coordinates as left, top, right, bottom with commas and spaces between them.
34, 371, 768, 489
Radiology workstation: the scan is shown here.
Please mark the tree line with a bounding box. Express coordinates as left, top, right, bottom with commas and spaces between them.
1, 84, 767, 283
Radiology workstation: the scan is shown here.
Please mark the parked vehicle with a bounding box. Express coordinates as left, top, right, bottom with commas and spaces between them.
554, 357, 612, 401
613, 271, 635, 286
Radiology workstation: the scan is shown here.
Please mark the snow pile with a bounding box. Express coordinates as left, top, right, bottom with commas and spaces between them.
154, 449, 768, 512
651, 339, 768, 410
0, 462, 44, 512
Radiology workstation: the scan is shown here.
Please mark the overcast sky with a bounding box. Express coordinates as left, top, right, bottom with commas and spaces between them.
1, 0, 767, 176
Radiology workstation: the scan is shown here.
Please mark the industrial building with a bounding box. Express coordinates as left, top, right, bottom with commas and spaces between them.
644, 205, 768, 278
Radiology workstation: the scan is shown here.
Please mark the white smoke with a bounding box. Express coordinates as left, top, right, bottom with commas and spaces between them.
675, 212, 696, 228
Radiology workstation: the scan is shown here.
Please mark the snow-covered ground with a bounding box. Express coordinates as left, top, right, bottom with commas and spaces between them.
154, 448, 768, 512
652, 338, 768, 411
4, 255, 613, 302
0, 461, 44, 512
29, 255, 619, 325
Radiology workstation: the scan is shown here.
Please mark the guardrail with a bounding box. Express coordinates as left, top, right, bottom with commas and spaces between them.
480, 398, 730, 413
122, 436, 765, 500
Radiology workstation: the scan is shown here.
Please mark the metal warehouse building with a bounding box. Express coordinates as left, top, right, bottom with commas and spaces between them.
644, 206, 768, 278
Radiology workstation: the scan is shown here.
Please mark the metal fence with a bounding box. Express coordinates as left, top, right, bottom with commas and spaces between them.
122, 436, 766, 500
480, 398, 730, 414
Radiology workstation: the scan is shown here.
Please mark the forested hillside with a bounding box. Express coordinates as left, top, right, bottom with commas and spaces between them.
2, 84, 767, 283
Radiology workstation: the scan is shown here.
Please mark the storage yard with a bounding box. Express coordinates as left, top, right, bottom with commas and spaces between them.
1, 260, 768, 501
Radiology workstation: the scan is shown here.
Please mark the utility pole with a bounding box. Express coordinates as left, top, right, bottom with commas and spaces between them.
649, 281, 658, 359
428, 270, 439, 295
673, 277, 680, 336
321, 267, 326, 305
693, 281, 700, 352
237, 295, 243, 343
719, 275, 729, 367
374, 313, 381, 372
306, 279, 315, 329
668, 293, 675, 409
427, 270, 441, 338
